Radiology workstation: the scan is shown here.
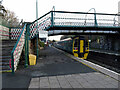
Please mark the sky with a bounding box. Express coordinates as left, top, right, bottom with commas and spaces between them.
2, 0, 120, 40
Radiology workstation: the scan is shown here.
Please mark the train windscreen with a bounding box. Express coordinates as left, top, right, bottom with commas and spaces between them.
74, 39, 78, 47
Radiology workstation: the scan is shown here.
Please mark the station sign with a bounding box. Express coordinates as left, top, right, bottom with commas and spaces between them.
39, 30, 48, 38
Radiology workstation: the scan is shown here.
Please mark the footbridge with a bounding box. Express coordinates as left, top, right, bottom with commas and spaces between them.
10, 10, 120, 73
30, 11, 120, 37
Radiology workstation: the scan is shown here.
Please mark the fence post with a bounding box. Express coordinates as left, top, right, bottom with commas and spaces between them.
94, 13, 98, 26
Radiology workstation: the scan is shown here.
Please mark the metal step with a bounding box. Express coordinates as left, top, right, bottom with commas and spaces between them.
0, 65, 11, 70
0, 69, 12, 73
0, 47, 13, 50
1, 52, 12, 56
1, 45, 15, 47
1, 39, 16, 42
0, 58, 10, 62
0, 56, 11, 59
0, 40, 17, 72
0, 62, 9, 65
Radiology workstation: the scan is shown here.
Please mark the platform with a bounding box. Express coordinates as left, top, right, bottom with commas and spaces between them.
29, 47, 119, 89
29, 72, 118, 88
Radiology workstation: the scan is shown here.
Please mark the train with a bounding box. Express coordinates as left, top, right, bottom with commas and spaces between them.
53, 36, 89, 59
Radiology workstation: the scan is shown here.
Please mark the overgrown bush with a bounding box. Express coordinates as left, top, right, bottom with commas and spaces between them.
39, 41, 45, 47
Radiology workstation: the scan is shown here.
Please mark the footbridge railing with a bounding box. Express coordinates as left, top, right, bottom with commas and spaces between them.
53, 11, 120, 27
11, 24, 26, 73
29, 11, 120, 38
30, 11, 51, 39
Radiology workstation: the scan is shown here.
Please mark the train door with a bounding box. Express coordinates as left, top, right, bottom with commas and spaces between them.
79, 38, 85, 59
73, 38, 79, 57
79, 37, 89, 59
84, 40, 89, 59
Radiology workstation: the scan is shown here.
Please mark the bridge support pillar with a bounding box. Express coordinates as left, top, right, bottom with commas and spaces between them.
25, 23, 30, 68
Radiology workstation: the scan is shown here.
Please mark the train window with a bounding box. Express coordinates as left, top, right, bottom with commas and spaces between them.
74, 39, 78, 47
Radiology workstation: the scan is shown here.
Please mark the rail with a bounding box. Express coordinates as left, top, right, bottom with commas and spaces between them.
11, 24, 26, 73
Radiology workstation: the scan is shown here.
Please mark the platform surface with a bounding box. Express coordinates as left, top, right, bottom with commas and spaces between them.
29, 47, 119, 89
29, 72, 119, 88
2, 46, 119, 89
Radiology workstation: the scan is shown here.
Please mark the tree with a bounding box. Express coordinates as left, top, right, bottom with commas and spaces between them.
0, 4, 7, 16
2, 9, 19, 27
0, 4, 20, 27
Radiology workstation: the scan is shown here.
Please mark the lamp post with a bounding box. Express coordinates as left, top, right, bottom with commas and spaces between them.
36, 0, 39, 62
36, 0, 38, 20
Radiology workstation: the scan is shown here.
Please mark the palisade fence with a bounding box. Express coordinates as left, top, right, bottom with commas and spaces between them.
11, 24, 26, 73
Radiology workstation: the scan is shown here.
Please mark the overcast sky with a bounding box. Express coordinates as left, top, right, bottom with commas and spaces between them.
2, 0, 120, 40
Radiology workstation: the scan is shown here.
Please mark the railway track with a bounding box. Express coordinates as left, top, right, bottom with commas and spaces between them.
87, 51, 120, 73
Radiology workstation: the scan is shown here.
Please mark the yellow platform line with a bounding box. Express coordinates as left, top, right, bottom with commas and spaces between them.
0, 70, 12, 73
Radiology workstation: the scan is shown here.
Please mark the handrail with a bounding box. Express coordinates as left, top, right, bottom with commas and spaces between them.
11, 24, 26, 73
30, 11, 51, 39
51, 11, 120, 16
84, 8, 97, 26
32, 11, 51, 24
